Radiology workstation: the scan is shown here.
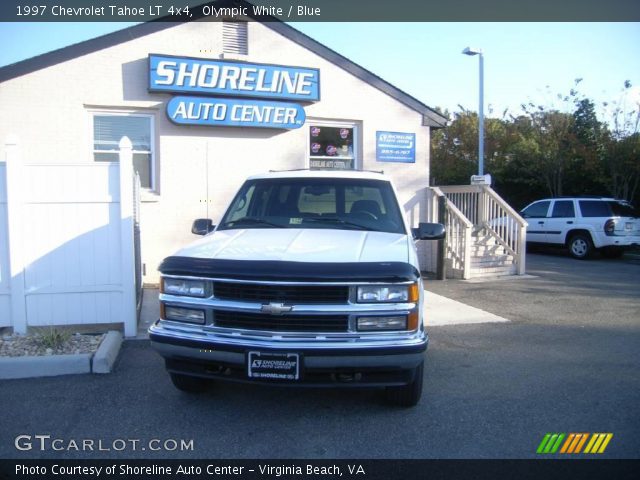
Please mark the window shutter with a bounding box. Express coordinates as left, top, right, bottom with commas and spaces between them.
94, 116, 151, 151
223, 21, 248, 55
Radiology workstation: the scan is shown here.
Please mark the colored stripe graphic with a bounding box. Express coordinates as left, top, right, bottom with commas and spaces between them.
574, 433, 589, 453
561, 433, 588, 453
560, 433, 580, 453
539, 433, 613, 454
537, 433, 565, 454
537, 434, 552, 454
584, 433, 613, 454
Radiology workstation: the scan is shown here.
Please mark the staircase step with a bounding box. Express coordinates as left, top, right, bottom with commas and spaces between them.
469, 265, 517, 277
471, 262, 514, 269
471, 245, 507, 255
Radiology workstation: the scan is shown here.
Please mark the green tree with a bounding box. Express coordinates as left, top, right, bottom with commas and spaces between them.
600, 81, 640, 203
566, 98, 608, 196
430, 109, 479, 185
430, 79, 640, 208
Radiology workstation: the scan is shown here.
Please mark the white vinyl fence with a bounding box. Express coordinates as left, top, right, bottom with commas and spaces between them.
0, 137, 138, 336
0, 161, 10, 327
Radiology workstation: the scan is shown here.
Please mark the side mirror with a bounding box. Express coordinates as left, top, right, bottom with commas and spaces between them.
191, 218, 215, 235
412, 222, 446, 240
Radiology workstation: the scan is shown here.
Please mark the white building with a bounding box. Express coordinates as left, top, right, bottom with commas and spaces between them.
0, 19, 448, 335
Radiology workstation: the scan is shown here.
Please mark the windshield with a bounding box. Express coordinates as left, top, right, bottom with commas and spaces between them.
219, 177, 406, 234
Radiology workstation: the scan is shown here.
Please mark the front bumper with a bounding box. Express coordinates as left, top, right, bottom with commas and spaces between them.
149, 320, 427, 387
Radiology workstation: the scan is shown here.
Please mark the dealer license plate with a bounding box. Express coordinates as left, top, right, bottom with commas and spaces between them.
247, 352, 300, 380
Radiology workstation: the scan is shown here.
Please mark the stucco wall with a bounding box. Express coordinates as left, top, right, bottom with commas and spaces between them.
0, 21, 436, 283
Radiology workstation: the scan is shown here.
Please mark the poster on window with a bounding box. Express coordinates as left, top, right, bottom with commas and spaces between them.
376, 131, 415, 163
309, 125, 354, 169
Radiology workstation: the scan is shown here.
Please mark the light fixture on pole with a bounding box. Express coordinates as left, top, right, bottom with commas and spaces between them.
462, 46, 484, 177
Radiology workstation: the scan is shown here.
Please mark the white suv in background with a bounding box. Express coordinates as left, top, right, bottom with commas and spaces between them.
520, 197, 640, 259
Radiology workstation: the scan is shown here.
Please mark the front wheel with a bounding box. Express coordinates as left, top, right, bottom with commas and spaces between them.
568, 234, 593, 260
170, 373, 209, 393
385, 361, 424, 407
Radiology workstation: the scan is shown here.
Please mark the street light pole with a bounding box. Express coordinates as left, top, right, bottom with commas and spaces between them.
462, 47, 484, 176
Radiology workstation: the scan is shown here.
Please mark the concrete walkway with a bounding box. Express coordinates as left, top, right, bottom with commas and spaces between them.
137, 287, 508, 337
423, 290, 509, 326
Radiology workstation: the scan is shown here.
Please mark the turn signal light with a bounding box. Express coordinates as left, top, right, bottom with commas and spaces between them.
408, 310, 419, 331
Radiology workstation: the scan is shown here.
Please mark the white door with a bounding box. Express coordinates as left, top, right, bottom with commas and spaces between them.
521, 200, 552, 243
544, 200, 576, 245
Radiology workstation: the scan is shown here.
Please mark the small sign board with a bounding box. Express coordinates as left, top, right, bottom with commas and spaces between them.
376, 131, 415, 163
470, 174, 492, 186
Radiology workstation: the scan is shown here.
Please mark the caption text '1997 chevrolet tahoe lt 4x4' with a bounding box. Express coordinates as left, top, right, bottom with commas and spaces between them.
149, 170, 444, 406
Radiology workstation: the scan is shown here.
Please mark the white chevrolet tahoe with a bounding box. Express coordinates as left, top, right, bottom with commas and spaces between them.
149, 170, 444, 406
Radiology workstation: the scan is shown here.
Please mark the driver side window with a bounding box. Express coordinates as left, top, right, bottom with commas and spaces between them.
521, 201, 550, 218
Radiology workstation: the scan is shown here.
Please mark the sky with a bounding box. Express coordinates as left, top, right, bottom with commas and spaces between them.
1, 22, 639, 123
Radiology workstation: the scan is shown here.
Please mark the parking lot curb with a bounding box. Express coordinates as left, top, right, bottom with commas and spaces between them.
0, 353, 92, 379
92, 331, 123, 374
0, 330, 123, 379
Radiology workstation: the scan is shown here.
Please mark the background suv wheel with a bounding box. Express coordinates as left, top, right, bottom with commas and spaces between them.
568, 233, 593, 259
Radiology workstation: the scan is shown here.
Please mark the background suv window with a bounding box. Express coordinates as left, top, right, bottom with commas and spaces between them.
552, 200, 575, 218
521, 201, 550, 218
608, 201, 639, 218
579, 201, 612, 217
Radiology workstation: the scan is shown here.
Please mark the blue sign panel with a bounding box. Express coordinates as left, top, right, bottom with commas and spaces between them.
149, 54, 320, 102
376, 131, 416, 163
167, 96, 306, 129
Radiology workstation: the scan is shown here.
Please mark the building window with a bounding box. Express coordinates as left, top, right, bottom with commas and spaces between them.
223, 21, 248, 55
93, 114, 154, 189
309, 123, 357, 170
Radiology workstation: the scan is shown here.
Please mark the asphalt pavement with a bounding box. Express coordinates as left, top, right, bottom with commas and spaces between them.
0, 252, 638, 459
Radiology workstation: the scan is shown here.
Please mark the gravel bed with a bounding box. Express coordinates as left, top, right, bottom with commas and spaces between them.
0, 332, 104, 357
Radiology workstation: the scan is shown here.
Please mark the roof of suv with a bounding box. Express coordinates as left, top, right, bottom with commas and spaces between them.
539, 197, 622, 202
248, 169, 390, 181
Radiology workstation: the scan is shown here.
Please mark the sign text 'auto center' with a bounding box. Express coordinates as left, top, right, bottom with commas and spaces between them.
149, 54, 320, 129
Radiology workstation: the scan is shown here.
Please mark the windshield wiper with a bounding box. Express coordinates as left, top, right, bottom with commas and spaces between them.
223, 217, 284, 228
304, 216, 371, 231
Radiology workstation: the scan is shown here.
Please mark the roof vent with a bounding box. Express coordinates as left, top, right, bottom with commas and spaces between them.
223, 21, 248, 56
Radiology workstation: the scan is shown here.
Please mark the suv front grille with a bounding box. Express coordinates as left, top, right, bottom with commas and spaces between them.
213, 282, 349, 304
213, 310, 349, 332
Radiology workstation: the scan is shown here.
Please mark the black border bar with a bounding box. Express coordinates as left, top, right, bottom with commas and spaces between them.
1, 459, 639, 480
1, 0, 640, 22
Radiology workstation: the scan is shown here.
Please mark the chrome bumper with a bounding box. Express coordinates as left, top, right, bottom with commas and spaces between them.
149, 320, 427, 386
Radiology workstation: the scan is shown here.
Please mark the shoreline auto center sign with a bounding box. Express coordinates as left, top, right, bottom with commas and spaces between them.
376, 131, 416, 163
149, 54, 319, 129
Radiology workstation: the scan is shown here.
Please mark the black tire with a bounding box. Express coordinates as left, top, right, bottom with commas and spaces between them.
170, 373, 209, 393
385, 361, 424, 407
602, 246, 624, 259
568, 234, 593, 260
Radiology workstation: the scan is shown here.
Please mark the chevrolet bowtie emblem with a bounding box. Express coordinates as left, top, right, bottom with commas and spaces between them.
260, 302, 293, 315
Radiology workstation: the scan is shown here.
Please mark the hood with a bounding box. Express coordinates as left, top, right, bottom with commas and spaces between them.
173, 228, 410, 264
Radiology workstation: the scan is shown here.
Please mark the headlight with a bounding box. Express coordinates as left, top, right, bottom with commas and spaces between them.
161, 277, 208, 297
356, 283, 419, 303
357, 316, 407, 331
162, 305, 206, 324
